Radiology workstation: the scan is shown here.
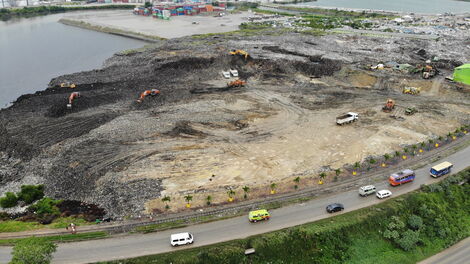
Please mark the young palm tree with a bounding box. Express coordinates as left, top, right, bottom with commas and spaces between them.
184, 195, 193, 208
227, 189, 235, 202
319, 172, 326, 184
394, 151, 401, 158
335, 169, 341, 176
270, 183, 277, 194
353, 162, 360, 175
293, 177, 300, 190
242, 186, 250, 199
206, 195, 212, 206
161, 196, 171, 210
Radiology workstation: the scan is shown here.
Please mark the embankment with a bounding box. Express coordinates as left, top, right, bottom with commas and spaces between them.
104, 168, 470, 264
0, 5, 136, 21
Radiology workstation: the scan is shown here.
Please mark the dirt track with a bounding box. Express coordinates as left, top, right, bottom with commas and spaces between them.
0, 30, 469, 217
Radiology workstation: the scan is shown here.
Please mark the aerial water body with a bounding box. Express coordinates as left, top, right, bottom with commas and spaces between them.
299, 0, 470, 14
0, 12, 146, 108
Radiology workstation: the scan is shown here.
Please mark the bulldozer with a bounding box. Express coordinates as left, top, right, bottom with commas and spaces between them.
60, 82, 76, 89
227, 79, 246, 88
403, 86, 421, 95
229, 50, 249, 60
382, 99, 395, 112
137, 89, 160, 103
405, 107, 417, 115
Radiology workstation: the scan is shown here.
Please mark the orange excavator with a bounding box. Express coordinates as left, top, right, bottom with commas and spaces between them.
67, 92, 80, 109
227, 79, 246, 88
137, 89, 160, 103
382, 99, 395, 112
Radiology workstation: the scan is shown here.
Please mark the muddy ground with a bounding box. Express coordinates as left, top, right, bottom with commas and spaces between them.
0, 30, 469, 218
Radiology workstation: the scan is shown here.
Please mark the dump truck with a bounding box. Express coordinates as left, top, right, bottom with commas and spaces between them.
222, 71, 231, 79
336, 112, 359, 125
230, 69, 239, 77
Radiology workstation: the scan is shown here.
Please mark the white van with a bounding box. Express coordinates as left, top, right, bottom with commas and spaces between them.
170, 232, 194, 246
359, 185, 376, 196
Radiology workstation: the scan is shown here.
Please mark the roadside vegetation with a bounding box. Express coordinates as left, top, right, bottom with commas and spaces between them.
10, 236, 57, 264
0, 231, 108, 246
101, 168, 470, 264
0, 4, 135, 21
0, 185, 105, 232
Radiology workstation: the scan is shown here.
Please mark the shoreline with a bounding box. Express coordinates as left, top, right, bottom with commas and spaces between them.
59, 18, 163, 42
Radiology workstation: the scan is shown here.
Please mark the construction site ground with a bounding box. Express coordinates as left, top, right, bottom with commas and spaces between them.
0, 18, 469, 219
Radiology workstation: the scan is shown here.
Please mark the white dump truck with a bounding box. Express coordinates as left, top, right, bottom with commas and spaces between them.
336, 112, 359, 125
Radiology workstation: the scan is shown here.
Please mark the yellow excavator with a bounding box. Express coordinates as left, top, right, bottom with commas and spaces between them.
229, 50, 249, 60
60, 82, 76, 89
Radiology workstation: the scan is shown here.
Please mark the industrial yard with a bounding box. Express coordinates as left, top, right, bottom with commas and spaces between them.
0, 8, 470, 218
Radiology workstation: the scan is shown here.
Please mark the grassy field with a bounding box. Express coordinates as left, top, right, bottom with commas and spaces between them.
0, 231, 108, 246
100, 168, 470, 264
0, 217, 94, 233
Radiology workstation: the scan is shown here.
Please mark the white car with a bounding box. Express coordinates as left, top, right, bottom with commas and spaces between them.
376, 190, 392, 199
222, 71, 231, 79
230, 69, 239, 77
170, 232, 194, 246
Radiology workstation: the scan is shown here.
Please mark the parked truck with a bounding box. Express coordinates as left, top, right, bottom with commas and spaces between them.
336, 112, 359, 125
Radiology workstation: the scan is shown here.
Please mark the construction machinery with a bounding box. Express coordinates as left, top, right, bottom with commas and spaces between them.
405, 107, 417, 115
67, 92, 80, 109
382, 99, 395, 112
229, 50, 249, 60
137, 89, 160, 103
403, 86, 421, 95
421, 65, 436, 79
60, 82, 76, 89
227, 79, 246, 88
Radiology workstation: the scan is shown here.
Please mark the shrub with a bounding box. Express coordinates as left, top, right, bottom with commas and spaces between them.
28, 198, 61, 217
408, 215, 423, 230
17, 185, 44, 205
397, 229, 420, 251
10, 237, 57, 264
0, 192, 18, 208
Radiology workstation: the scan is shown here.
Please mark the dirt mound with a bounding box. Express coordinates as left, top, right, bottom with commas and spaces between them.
164, 121, 208, 138
57, 200, 106, 221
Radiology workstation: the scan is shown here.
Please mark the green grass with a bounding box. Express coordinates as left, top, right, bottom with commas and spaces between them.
0, 221, 42, 233
0, 231, 108, 246
0, 217, 95, 233
101, 168, 470, 264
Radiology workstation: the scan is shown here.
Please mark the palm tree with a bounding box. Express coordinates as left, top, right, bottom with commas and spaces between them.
270, 183, 277, 194
403, 147, 408, 154
394, 151, 401, 158
293, 177, 300, 190
184, 195, 193, 208
319, 172, 326, 184
227, 189, 235, 202
335, 169, 341, 176
368, 158, 376, 165
161, 195, 171, 210
353, 162, 360, 175
206, 195, 212, 206
242, 186, 250, 199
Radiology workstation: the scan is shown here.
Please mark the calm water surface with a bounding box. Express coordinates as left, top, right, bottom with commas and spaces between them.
0, 13, 146, 108
300, 0, 470, 13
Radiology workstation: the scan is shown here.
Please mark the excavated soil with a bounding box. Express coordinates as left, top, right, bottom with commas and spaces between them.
0, 31, 469, 217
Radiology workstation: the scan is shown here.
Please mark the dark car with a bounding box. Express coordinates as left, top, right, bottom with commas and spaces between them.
326, 203, 344, 213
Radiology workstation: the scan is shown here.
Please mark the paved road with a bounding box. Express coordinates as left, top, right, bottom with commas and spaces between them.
0, 145, 469, 263
419, 237, 470, 264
